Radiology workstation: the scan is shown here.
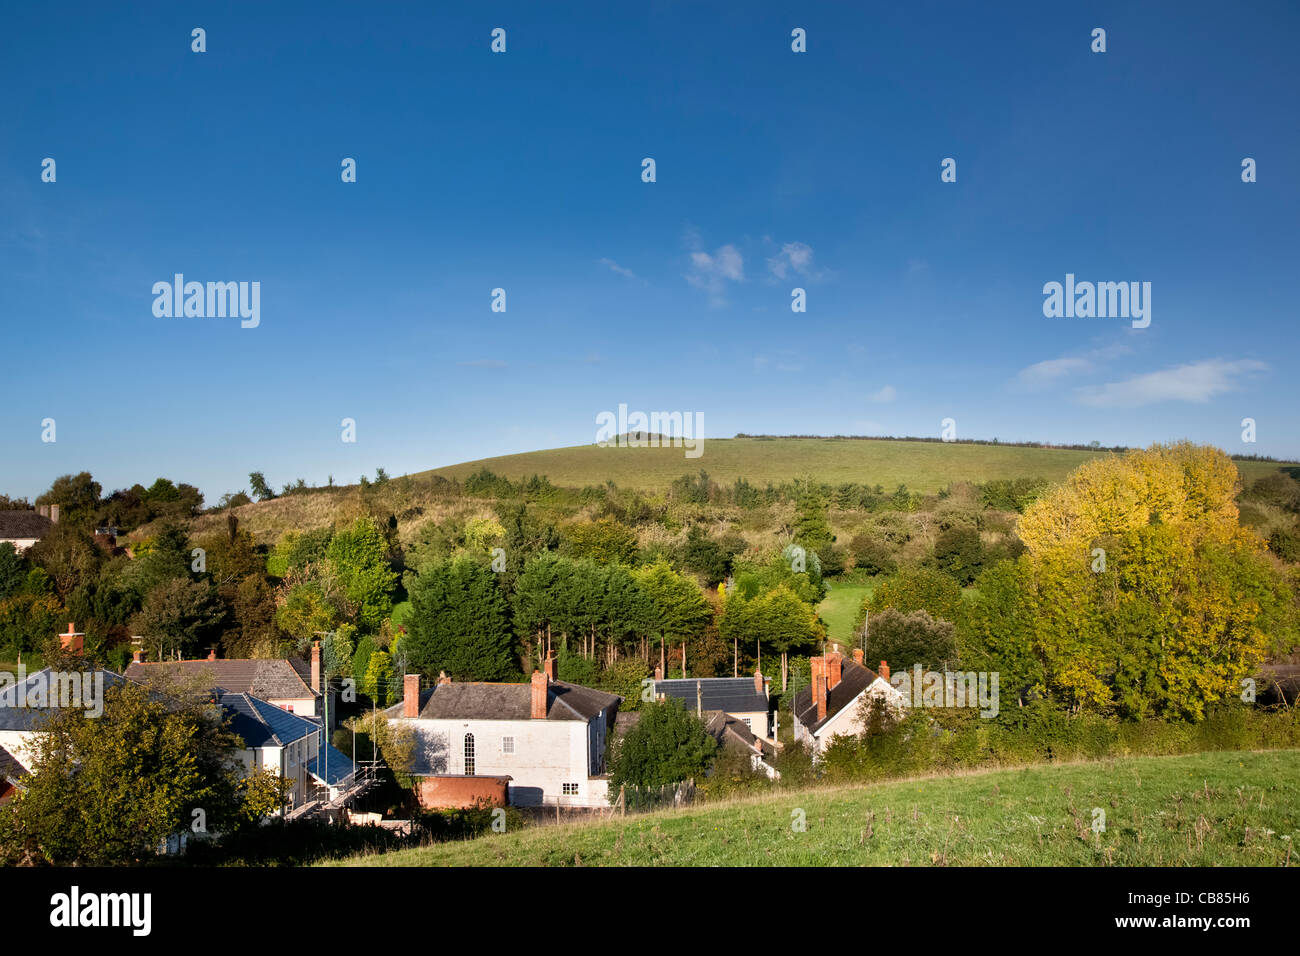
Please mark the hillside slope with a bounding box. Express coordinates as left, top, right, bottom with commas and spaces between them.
327, 750, 1300, 867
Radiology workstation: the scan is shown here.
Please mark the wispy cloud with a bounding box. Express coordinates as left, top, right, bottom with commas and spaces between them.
868, 385, 897, 403
1074, 358, 1267, 408
598, 257, 644, 283
1014, 342, 1132, 390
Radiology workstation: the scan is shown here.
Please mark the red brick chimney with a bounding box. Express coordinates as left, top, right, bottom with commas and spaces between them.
543, 655, 556, 681
403, 674, 420, 718
653, 664, 663, 682
207, 647, 217, 661
530, 669, 548, 719
811, 656, 827, 722
826, 650, 843, 690
437, 670, 451, 685
753, 667, 764, 697
311, 639, 322, 693
59, 622, 83, 655
879, 660, 891, 681
853, 648, 864, 666
132, 648, 144, 664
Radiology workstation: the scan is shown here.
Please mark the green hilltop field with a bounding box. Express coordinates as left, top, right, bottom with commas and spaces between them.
326, 750, 1300, 867
418, 437, 1290, 495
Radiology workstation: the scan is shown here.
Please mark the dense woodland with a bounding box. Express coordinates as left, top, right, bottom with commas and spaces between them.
2, 442, 1298, 729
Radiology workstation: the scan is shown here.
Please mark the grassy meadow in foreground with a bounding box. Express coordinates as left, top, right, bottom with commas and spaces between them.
329, 750, 1300, 867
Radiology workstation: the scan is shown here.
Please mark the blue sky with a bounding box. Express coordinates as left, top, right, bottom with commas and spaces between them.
2, 1, 1297, 502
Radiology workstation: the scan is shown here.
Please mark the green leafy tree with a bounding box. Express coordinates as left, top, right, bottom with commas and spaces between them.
248, 472, 275, 501
0, 679, 253, 865
863, 608, 958, 672
132, 578, 227, 660
607, 699, 717, 795
325, 519, 398, 631
406, 556, 515, 680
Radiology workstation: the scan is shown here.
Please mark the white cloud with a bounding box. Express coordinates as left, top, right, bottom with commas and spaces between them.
1013, 342, 1134, 390
767, 242, 815, 280
868, 385, 897, 403
1074, 358, 1267, 408
686, 241, 744, 306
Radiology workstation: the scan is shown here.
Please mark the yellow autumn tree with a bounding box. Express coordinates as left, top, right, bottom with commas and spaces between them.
972, 442, 1293, 720
1017, 441, 1241, 556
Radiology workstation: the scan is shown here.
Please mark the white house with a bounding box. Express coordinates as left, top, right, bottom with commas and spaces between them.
385, 659, 621, 808
652, 670, 775, 740
0, 507, 55, 554
0, 665, 349, 815
792, 648, 907, 755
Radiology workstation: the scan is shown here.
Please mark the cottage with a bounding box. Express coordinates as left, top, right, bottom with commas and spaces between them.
653, 669, 775, 740
0, 506, 55, 554
219, 692, 354, 810
702, 710, 780, 779
386, 658, 621, 808
125, 640, 329, 721
791, 647, 907, 755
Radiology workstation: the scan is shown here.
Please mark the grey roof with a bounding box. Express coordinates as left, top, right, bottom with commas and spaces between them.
219, 693, 318, 748
308, 736, 355, 786
126, 659, 317, 701
793, 659, 881, 734
654, 677, 768, 715
0, 743, 28, 785
0, 668, 136, 731
703, 710, 776, 758
386, 679, 621, 722
0, 511, 52, 540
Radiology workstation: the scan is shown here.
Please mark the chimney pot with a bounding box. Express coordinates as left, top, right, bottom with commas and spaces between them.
311, 640, 322, 694
437, 670, 451, 685
530, 669, 548, 719
132, 649, 143, 664
827, 650, 843, 691
207, 648, 217, 661
811, 656, 827, 722
880, 660, 891, 681
543, 655, 556, 681
403, 674, 420, 718
653, 664, 663, 683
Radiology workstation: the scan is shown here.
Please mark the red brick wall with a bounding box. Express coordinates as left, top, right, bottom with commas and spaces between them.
413, 775, 510, 810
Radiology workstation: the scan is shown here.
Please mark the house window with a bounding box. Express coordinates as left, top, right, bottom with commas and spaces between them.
742, 717, 752, 728
463, 733, 475, 775
502, 736, 515, 755
562, 782, 579, 795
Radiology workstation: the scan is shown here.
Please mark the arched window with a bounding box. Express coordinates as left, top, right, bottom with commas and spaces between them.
464, 733, 475, 776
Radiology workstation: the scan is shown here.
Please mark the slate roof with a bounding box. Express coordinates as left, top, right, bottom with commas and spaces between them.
308, 736, 355, 786
219, 693, 318, 748
385, 679, 621, 722
793, 659, 882, 735
0, 511, 52, 540
0, 668, 136, 731
703, 710, 776, 758
654, 677, 768, 715
126, 659, 317, 701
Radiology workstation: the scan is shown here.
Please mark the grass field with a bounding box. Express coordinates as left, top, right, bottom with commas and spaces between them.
327, 750, 1300, 867
418, 437, 1293, 495
817, 583, 873, 646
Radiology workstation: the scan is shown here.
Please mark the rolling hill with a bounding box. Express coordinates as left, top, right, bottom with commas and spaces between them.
417, 436, 1290, 494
